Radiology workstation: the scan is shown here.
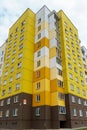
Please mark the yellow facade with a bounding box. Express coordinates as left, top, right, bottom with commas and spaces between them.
58, 10, 87, 98
32, 91, 50, 106
33, 67, 50, 82
0, 9, 35, 99
34, 37, 49, 51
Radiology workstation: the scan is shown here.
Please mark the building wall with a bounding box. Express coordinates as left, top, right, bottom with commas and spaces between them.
0, 5, 87, 129
0, 42, 7, 85
0, 8, 35, 129
0, 9, 35, 99
58, 10, 87, 128
81, 46, 87, 85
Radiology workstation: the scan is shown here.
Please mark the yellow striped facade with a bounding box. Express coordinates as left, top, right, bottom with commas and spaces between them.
58, 10, 87, 99
33, 6, 50, 107
0, 9, 35, 99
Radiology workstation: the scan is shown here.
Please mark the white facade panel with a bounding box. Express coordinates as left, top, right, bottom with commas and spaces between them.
50, 56, 62, 70
35, 29, 49, 43
34, 46, 49, 60
50, 57, 56, 68
36, 6, 50, 25
50, 38, 57, 48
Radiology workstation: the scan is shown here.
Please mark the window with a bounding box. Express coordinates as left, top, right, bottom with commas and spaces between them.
5, 62, 9, 67
36, 95, 40, 102
78, 63, 82, 68
10, 33, 13, 38
65, 29, 68, 35
58, 92, 65, 100
9, 77, 13, 82
72, 50, 75, 55
37, 41, 41, 48
8, 47, 11, 52
13, 50, 16, 55
73, 109, 77, 116
36, 108, 40, 116
0, 111, 3, 117
67, 53, 71, 59
14, 34, 18, 39
70, 84, 74, 91
3, 80, 7, 85
10, 67, 14, 73
15, 27, 18, 32
59, 106, 66, 114
78, 98, 81, 104
36, 82, 40, 89
21, 20, 25, 26
79, 110, 83, 117
4, 71, 8, 76
17, 62, 22, 68
2, 90, 6, 96
23, 99, 27, 105
16, 83, 20, 90
7, 55, 10, 59
70, 28, 73, 33
78, 55, 81, 60
69, 73, 73, 79
18, 53, 22, 58
58, 80, 63, 87
76, 87, 80, 94
56, 57, 61, 65
81, 80, 84, 86
68, 63, 72, 69
19, 44, 23, 50
14, 96, 19, 103
84, 100, 87, 106
8, 87, 12, 93
0, 100, 4, 106
38, 25, 41, 31
66, 44, 70, 50
37, 50, 41, 57
75, 77, 78, 82
80, 71, 83, 77
70, 35, 73, 40
38, 18, 41, 24
38, 33, 41, 39
73, 59, 76, 64
57, 68, 62, 76
64, 21, 67, 26
85, 111, 87, 117
7, 98, 11, 105
74, 67, 77, 73
16, 73, 21, 79
13, 108, 18, 116
82, 90, 86, 96
9, 40, 12, 44
12, 58, 15, 63
20, 35, 24, 41
36, 71, 40, 78
72, 96, 75, 103
5, 110, 9, 117
66, 37, 69, 42
37, 60, 41, 67
86, 78, 87, 83
21, 28, 24, 33
14, 42, 16, 47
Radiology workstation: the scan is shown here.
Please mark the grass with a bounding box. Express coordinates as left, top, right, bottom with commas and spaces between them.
78, 128, 87, 130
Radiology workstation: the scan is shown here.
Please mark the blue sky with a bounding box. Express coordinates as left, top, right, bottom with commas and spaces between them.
0, 0, 87, 47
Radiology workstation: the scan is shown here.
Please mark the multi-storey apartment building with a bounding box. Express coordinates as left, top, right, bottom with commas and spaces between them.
0, 9, 35, 129
0, 41, 7, 84
0, 5, 87, 129
81, 46, 87, 85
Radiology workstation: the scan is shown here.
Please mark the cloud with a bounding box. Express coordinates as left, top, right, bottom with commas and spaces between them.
0, 0, 87, 48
